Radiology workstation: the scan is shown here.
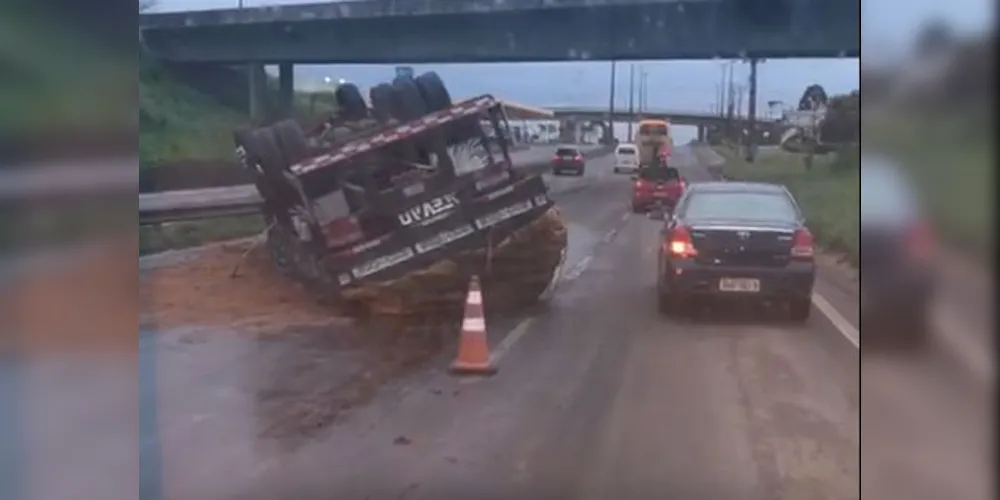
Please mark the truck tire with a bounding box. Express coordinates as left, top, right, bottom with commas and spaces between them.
271, 119, 309, 167
252, 127, 296, 205
335, 83, 368, 120
369, 83, 396, 122
234, 127, 292, 212
415, 71, 451, 112
391, 76, 427, 121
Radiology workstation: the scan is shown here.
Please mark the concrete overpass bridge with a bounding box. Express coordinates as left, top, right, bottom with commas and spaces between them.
539, 106, 781, 143
140, 0, 859, 64
140, 0, 859, 121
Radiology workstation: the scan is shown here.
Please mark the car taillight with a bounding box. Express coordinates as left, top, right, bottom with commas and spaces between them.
634, 179, 647, 190
323, 216, 364, 251
907, 221, 934, 260
574, 154, 584, 161
552, 155, 560, 162
666, 225, 698, 258
790, 227, 815, 259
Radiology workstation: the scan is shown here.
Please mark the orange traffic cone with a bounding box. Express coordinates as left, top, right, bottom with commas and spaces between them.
449, 275, 497, 376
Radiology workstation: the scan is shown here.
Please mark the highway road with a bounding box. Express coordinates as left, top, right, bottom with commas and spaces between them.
31, 146, 991, 500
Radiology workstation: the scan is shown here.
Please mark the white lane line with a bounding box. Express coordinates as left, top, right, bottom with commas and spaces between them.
562, 255, 593, 282
811, 293, 860, 349
489, 317, 537, 366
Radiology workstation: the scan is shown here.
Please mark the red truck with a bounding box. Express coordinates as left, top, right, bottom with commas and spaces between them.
631, 165, 686, 214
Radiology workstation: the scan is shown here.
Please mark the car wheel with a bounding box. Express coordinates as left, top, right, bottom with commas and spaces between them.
788, 296, 812, 323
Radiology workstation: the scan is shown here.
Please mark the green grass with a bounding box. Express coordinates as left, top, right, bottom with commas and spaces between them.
713, 146, 860, 265
139, 62, 252, 168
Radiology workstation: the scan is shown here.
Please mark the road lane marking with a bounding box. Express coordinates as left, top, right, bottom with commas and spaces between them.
811, 293, 859, 348
490, 317, 536, 366
562, 255, 592, 282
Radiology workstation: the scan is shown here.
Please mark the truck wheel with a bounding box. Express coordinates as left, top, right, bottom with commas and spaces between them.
415, 71, 451, 112
235, 127, 293, 212
335, 83, 368, 120
391, 76, 428, 121
271, 119, 309, 167
252, 127, 296, 204
369, 83, 396, 122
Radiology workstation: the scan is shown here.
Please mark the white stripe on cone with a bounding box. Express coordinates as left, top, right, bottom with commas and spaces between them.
462, 317, 486, 332
467, 290, 483, 305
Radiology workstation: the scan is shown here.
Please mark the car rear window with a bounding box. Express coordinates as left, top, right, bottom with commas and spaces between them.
638, 166, 680, 181
616, 147, 636, 156
556, 148, 578, 156
682, 191, 799, 223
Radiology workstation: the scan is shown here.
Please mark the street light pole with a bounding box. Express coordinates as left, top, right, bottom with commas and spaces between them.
607, 60, 617, 145
627, 65, 636, 141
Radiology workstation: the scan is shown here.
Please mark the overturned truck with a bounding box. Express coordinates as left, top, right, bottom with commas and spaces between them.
234, 73, 567, 317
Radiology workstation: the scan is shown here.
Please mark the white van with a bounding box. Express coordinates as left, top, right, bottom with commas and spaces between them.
613, 144, 639, 174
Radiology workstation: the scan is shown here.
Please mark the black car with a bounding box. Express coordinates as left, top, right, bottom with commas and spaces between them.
550, 146, 586, 176
859, 155, 935, 349
656, 181, 816, 321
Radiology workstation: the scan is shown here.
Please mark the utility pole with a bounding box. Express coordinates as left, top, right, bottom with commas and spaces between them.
745, 58, 759, 162
627, 64, 636, 141
640, 69, 649, 114
607, 60, 617, 145
725, 62, 736, 142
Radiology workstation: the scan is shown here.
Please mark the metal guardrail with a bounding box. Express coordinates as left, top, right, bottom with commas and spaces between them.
138, 146, 612, 226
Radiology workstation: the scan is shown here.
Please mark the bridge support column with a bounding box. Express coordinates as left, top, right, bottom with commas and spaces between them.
697, 125, 706, 142
278, 62, 295, 120
601, 122, 614, 145
248, 63, 267, 124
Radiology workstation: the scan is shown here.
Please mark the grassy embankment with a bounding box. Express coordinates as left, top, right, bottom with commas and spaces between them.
713, 113, 990, 266
139, 60, 338, 255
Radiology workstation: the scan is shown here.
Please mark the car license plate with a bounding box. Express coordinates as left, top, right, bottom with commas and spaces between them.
653, 192, 669, 198
719, 278, 760, 292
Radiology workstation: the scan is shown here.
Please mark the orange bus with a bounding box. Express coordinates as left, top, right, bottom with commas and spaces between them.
635, 119, 673, 166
